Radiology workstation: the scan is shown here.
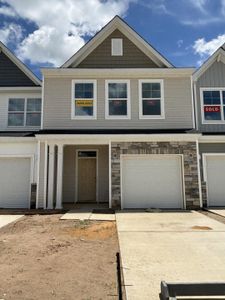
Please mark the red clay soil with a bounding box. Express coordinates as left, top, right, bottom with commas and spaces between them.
0, 215, 119, 300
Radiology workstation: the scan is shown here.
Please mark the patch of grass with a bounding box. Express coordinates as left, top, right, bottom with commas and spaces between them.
74, 219, 91, 229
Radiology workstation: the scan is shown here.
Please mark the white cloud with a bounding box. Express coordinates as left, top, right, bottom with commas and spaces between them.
188, 0, 208, 13
193, 34, 225, 65
0, 23, 23, 45
0, 0, 135, 66
0, 4, 16, 17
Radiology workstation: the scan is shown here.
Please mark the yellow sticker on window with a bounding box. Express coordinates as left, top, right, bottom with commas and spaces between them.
76, 100, 93, 107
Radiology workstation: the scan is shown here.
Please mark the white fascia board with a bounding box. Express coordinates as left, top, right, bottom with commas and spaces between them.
0, 42, 42, 86
0, 137, 36, 143
41, 68, 195, 78
61, 16, 173, 68
193, 48, 225, 82
199, 135, 225, 143
36, 133, 201, 143
0, 87, 42, 92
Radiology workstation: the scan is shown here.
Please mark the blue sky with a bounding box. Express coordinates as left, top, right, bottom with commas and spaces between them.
0, 0, 225, 79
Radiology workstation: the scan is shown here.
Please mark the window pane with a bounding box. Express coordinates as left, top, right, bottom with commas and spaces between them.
78, 151, 96, 158
142, 83, 161, 98
75, 83, 93, 99
26, 113, 41, 126
27, 98, 41, 112
223, 91, 225, 105
108, 83, 127, 98
204, 110, 221, 120
109, 100, 127, 116
203, 91, 220, 105
8, 99, 25, 111
8, 113, 24, 126
75, 100, 93, 116
143, 100, 161, 115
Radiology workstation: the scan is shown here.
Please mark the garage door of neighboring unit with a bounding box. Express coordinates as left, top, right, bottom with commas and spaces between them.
121, 155, 184, 209
0, 157, 31, 208
205, 155, 225, 207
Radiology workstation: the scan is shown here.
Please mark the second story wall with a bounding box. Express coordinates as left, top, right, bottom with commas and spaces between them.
195, 60, 225, 132
43, 71, 194, 130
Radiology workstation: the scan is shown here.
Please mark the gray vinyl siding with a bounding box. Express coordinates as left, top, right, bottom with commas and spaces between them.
0, 52, 38, 87
196, 60, 225, 132
63, 145, 109, 203
37, 142, 45, 208
43, 76, 193, 129
75, 29, 158, 69
0, 91, 42, 131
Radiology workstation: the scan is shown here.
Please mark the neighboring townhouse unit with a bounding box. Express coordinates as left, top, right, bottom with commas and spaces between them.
0, 41, 42, 208
193, 44, 225, 208
36, 16, 201, 211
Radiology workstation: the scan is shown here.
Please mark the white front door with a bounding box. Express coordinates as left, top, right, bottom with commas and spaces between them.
121, 155, 184, 209
77, 151, 97, 202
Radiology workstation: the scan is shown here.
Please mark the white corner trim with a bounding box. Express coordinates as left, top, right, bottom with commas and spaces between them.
105, 79, 131, 120
138, 79, 165, 120
71, 79, 97, 120
41, 75, 45, 129
196, 141, 202, 208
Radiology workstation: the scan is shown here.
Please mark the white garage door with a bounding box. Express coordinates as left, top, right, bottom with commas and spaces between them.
0, 157, 31, 208
121, 155, 184, 209
205, 155, 225, 207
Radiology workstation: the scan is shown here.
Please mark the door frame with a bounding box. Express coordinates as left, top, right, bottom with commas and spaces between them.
202, 153, 225, 207
75, 149, 99, 203
0, 154, 34, 209
120, 154, 185, 209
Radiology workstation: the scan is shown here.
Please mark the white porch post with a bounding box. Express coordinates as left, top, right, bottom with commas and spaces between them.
56, 144, 64, 209
47, 143, 55, 209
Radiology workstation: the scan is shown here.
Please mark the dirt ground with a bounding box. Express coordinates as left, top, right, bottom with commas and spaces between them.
0, 215, 119, 300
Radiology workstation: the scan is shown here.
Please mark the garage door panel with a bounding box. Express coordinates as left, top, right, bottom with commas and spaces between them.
122, 155, 183, 209
206, 156, 225, 207
0, 158, 31, 208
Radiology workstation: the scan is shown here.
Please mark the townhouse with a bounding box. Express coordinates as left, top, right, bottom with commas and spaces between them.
0, 16, 224, 210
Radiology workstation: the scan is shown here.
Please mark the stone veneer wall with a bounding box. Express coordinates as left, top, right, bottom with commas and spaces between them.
111, 141, 200, 209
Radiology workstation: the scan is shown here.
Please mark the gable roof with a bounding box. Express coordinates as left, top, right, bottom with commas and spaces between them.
0, 41, 41, 86
193, 43, 225, 81
61, 15, 173, 68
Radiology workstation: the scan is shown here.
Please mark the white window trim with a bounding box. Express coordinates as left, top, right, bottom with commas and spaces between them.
200, 87, 225, 124
71, 79, 97, 120
138, 79, 165, 120
105, 79, 131, 120
7, 97, 41, 128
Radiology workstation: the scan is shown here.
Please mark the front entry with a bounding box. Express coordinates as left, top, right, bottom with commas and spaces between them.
77, 150, 97, 202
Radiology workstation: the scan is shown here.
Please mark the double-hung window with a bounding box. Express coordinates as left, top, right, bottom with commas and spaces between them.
72, 80, 97, 119
201, 88, 225, 123
8, 98, 41, 127
139, 79, 164, 119
105, 80, 130, 119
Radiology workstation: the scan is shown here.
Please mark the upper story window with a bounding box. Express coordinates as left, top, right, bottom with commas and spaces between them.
139, 79, 164, 119
8, 98, 41, 127
72, 80, 97, 119
201, 88, 225, 123
111, 38, 123, 56
105, 80, 130, 119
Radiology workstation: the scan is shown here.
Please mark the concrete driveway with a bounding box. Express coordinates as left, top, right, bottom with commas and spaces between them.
0, 215, 23, 229
116, 211, 225, 300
